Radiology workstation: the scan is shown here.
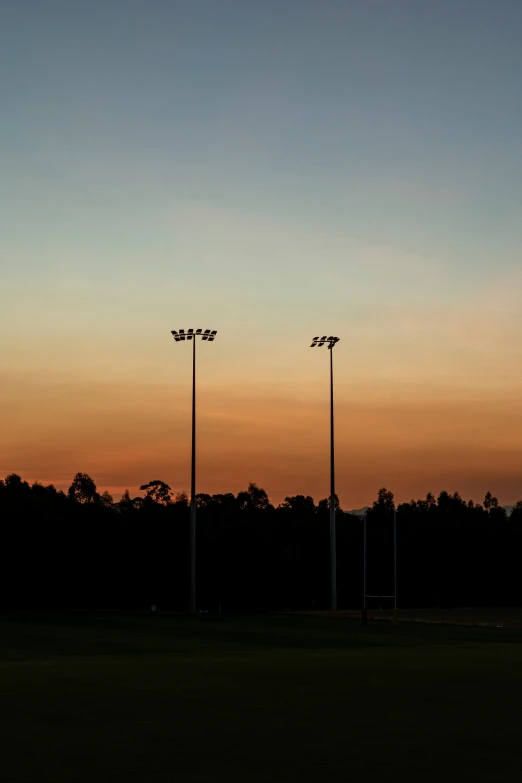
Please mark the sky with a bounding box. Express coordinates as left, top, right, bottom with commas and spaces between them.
1, 0, 522, 507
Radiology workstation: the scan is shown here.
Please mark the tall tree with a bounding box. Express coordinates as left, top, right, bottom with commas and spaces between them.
237, 482, 272, 512
318, 494, 341, 512
139, 480, 172, 506
280, 495, 316, 514
68, 472, 99, 504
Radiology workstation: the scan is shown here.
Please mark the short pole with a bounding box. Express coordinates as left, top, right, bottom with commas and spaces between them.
392, 507, 398, 627
362, 515, 367, 625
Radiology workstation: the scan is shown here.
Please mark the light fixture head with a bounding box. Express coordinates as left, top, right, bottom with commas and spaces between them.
171, 328, 218, 343
310, 335, 340, 348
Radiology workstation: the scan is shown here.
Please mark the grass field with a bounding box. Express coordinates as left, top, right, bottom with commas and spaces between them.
1, 612, 522, 782
301, 606, 522, 627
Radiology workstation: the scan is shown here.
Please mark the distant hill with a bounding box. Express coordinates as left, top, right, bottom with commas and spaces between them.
345, 505, 514, 516
345, 506, 369, 517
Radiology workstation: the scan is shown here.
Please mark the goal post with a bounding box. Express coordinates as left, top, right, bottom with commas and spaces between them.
362, 509, 398, 625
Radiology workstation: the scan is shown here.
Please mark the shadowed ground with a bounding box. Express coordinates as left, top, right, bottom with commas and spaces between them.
1, 612, 521, 782
292, 606, 522, 627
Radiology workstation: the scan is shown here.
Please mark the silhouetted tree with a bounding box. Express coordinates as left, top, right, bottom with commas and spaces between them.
100, 490, 114, 507
139, 480, 172, 505
1, 471, 521, 612
237, 482, 272, 512
173, 491, 189, 507
118, 489, 134, 513
484, 491, 499, 510
279, 494, 316, 514
196, 493, 213, 509
68, 472, 99, 504
318, 494, 341, 512
368, 487, 395, 515
511, 500, 522, 521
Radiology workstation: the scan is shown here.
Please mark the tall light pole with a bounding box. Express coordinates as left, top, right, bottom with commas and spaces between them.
310, 335, 340, 611
171, 328, 217, 612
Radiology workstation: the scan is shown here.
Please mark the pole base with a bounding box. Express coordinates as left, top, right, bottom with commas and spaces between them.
392, 608, 399, 627
362, 607, 368, 626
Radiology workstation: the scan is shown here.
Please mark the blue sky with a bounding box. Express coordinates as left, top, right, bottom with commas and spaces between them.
3, 0, 522, 277
3, 2, 522, 267
2, 0, 522, 503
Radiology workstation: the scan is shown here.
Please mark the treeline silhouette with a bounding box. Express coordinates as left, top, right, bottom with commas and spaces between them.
2, 473, 522, 611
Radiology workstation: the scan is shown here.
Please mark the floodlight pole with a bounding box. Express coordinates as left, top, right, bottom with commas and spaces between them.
310, 335, 339, 612
190, 336, 196, 614
171, 328, 217, 613
329, 345, 337, 612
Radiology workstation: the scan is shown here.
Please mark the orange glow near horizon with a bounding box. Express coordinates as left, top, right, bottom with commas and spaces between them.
2, 368, 522, 508
2, 266, 522, 509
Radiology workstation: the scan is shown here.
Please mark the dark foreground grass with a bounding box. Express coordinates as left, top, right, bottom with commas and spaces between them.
1, 612, 522, 782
